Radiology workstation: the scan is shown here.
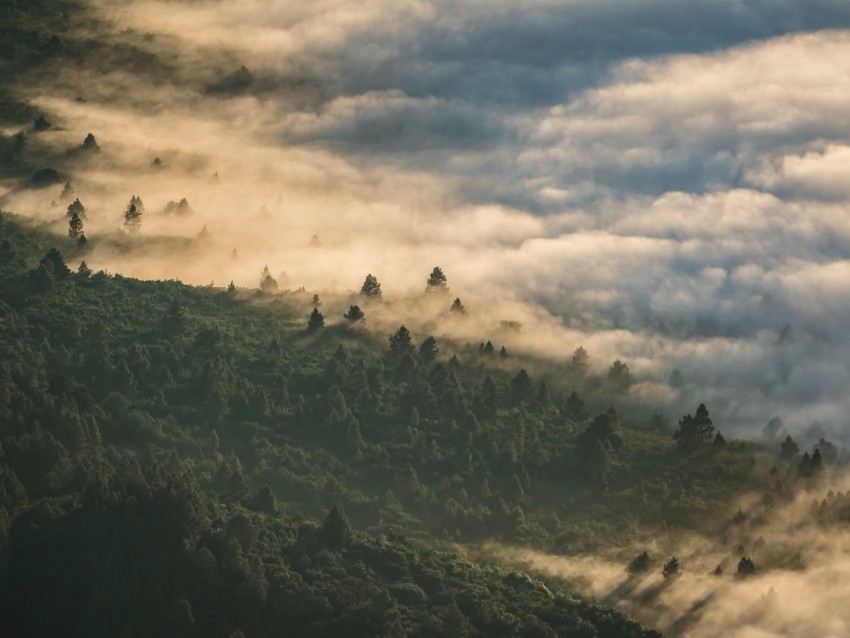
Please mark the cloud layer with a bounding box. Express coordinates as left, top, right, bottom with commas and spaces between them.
7, 0, 850, 441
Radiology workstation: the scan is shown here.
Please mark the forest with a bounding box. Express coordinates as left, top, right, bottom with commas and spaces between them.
3, 1, 850, 636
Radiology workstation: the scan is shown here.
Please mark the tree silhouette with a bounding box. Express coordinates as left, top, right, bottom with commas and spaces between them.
40, 248, 71, 279
34, 114, 51, 131
360, 274, 382, 298
307, 308, 324, 332
662, 557, 681, 579
571, 347, 589, 377
68, 211, 84, 239
419, 336, 439, 365
390, 325, 414, 356
260, 276, 278, 293
81, 132, 99, 151
450, 297, 465, 314
673, 403, 715, 450
60, 182, 74, 201
426, 266, 448, 293
607, 359, 634, 391
628, 551, 651, 574
344, 305, 364, 321
780, 435, 800, 462
511, 369, 534, 403
320, 505, 353, 548
736, 556, 756, 578
130, 195, 145, 215
123, 200, 141, 233
67, 198, 86, 219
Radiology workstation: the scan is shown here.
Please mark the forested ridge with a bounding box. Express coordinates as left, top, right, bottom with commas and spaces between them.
4, 1, 850, 636
0, 212, 669, 636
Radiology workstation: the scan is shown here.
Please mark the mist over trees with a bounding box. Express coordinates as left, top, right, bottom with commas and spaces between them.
4, 2, 850, 636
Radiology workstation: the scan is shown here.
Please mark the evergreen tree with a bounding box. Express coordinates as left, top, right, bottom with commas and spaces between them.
563, 391, 589, 424
607, 359, 634, 391
123, 200, 141, 233
130, 195, 145, 215
673, 403, 715, 450
344, 305, 364, 321
34, 114, 51, 131
571, 346, 589, 377
60, 181, 74, 201
450, 297, 465, 314
389, 325, 414, 356
40, 248, 71, 279
662, 557, 681, 579
320, 505, 354, 548
419, 336, 439, 365
260, 277, 278, 293
780, 435, 800, 462
307, 307, 324, 332
77, 261, 92, 278
360, 274, 382, 298
67, 198, 86, 219
426, 266, 448, 293
736, 556, 756, 578
806, 448, 825, 477
81, 132, 99, 151
511, 369, 534, 403
798, 451, 813, 477
628, 551, 651, 574
68, 211, 84, 239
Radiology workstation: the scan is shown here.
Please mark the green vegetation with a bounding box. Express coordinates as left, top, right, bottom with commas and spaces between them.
2, 3, 848, 636
0, 212, 670, 635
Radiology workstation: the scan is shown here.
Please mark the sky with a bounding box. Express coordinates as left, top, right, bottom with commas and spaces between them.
6, 0, 850, 440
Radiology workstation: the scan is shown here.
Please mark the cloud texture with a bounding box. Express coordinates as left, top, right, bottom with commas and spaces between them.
7, 0, 850, 440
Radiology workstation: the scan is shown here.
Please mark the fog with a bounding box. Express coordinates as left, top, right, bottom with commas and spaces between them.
493, 473, 850, 637
4, 0, 850, 440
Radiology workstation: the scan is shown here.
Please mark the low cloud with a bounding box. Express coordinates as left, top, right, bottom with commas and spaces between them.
5, 0, 850, 441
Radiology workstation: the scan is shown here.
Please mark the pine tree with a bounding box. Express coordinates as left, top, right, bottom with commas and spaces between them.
81, 132, 99, 151
40, 248, 71, 279
307, 307, 324, 332
34, 114, 51, 131
344, 305, 364, 321
320, 505, 354, 548
419, 336, 439, 365
389, 325, 414, 356
571, 346, 589, 377
123, 200, 141, 233
60, 182, 74, 201
607, 359, 634, 391
68, 211, 84, 239
628, 551, 651, 574
67, 198, 86, 219
673, 403, 715, 450
360, 273, 382, 298
780, 435, 800, 462
426, 266, 449, 293
736, 556, 756, 578
662, 557, 681, 579
77, 261, 92, 278
450, 297, 465, 313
